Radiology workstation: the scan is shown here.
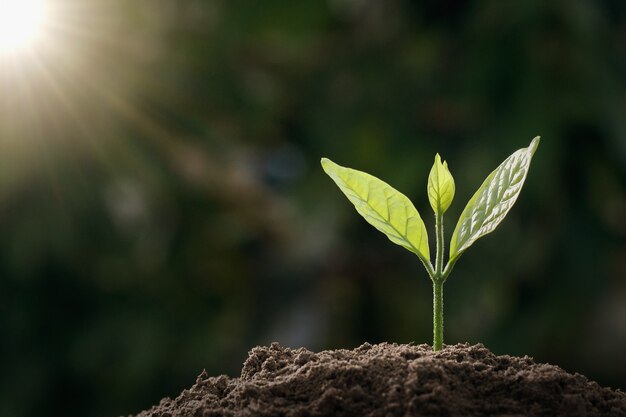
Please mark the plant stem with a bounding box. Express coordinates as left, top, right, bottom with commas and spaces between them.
433, 211, 445, 351
442, 256, 457, 282
435, 212, 444, 276
433, 279, 443, 351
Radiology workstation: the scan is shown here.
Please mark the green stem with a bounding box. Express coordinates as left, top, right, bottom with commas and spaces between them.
433, 279, 443, 351
435, 212, 444, 276
432, 211, 445, 351
442, 256, 458, 282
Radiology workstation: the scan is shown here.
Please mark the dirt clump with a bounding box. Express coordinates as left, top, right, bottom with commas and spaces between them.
129, 342, 626, 417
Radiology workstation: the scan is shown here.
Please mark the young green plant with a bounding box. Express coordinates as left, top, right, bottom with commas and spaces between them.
321, 137, 540, 351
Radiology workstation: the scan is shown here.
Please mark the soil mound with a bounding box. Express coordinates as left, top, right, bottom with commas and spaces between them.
129, 342, 626, 417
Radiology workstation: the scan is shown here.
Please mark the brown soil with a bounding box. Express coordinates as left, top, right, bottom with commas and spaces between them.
128, 342, 626, 417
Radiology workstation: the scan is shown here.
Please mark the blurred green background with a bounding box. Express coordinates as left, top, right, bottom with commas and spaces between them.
1, 1, 625, 416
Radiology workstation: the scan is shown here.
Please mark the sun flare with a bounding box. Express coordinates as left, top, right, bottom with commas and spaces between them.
0, 0, 47, 55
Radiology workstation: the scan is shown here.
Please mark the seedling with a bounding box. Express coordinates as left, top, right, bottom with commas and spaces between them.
321, 137, 540, 351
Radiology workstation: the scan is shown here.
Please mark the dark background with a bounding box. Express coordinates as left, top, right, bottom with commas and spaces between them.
1, 1, 625, 416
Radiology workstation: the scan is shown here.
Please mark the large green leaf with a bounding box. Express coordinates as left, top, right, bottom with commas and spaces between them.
449, 137, 540, 261
321, 158, 430, 262
427, 153, 455, 215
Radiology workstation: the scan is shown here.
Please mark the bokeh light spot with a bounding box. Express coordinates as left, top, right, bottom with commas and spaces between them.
0, 0, 47, 55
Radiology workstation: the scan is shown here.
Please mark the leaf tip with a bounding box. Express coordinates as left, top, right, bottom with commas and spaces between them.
435, 153, 450, 170
529, 136, 540, 154
320, 157, 333, 170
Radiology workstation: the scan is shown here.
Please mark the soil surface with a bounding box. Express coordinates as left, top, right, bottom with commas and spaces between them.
129, 342, 626, 417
